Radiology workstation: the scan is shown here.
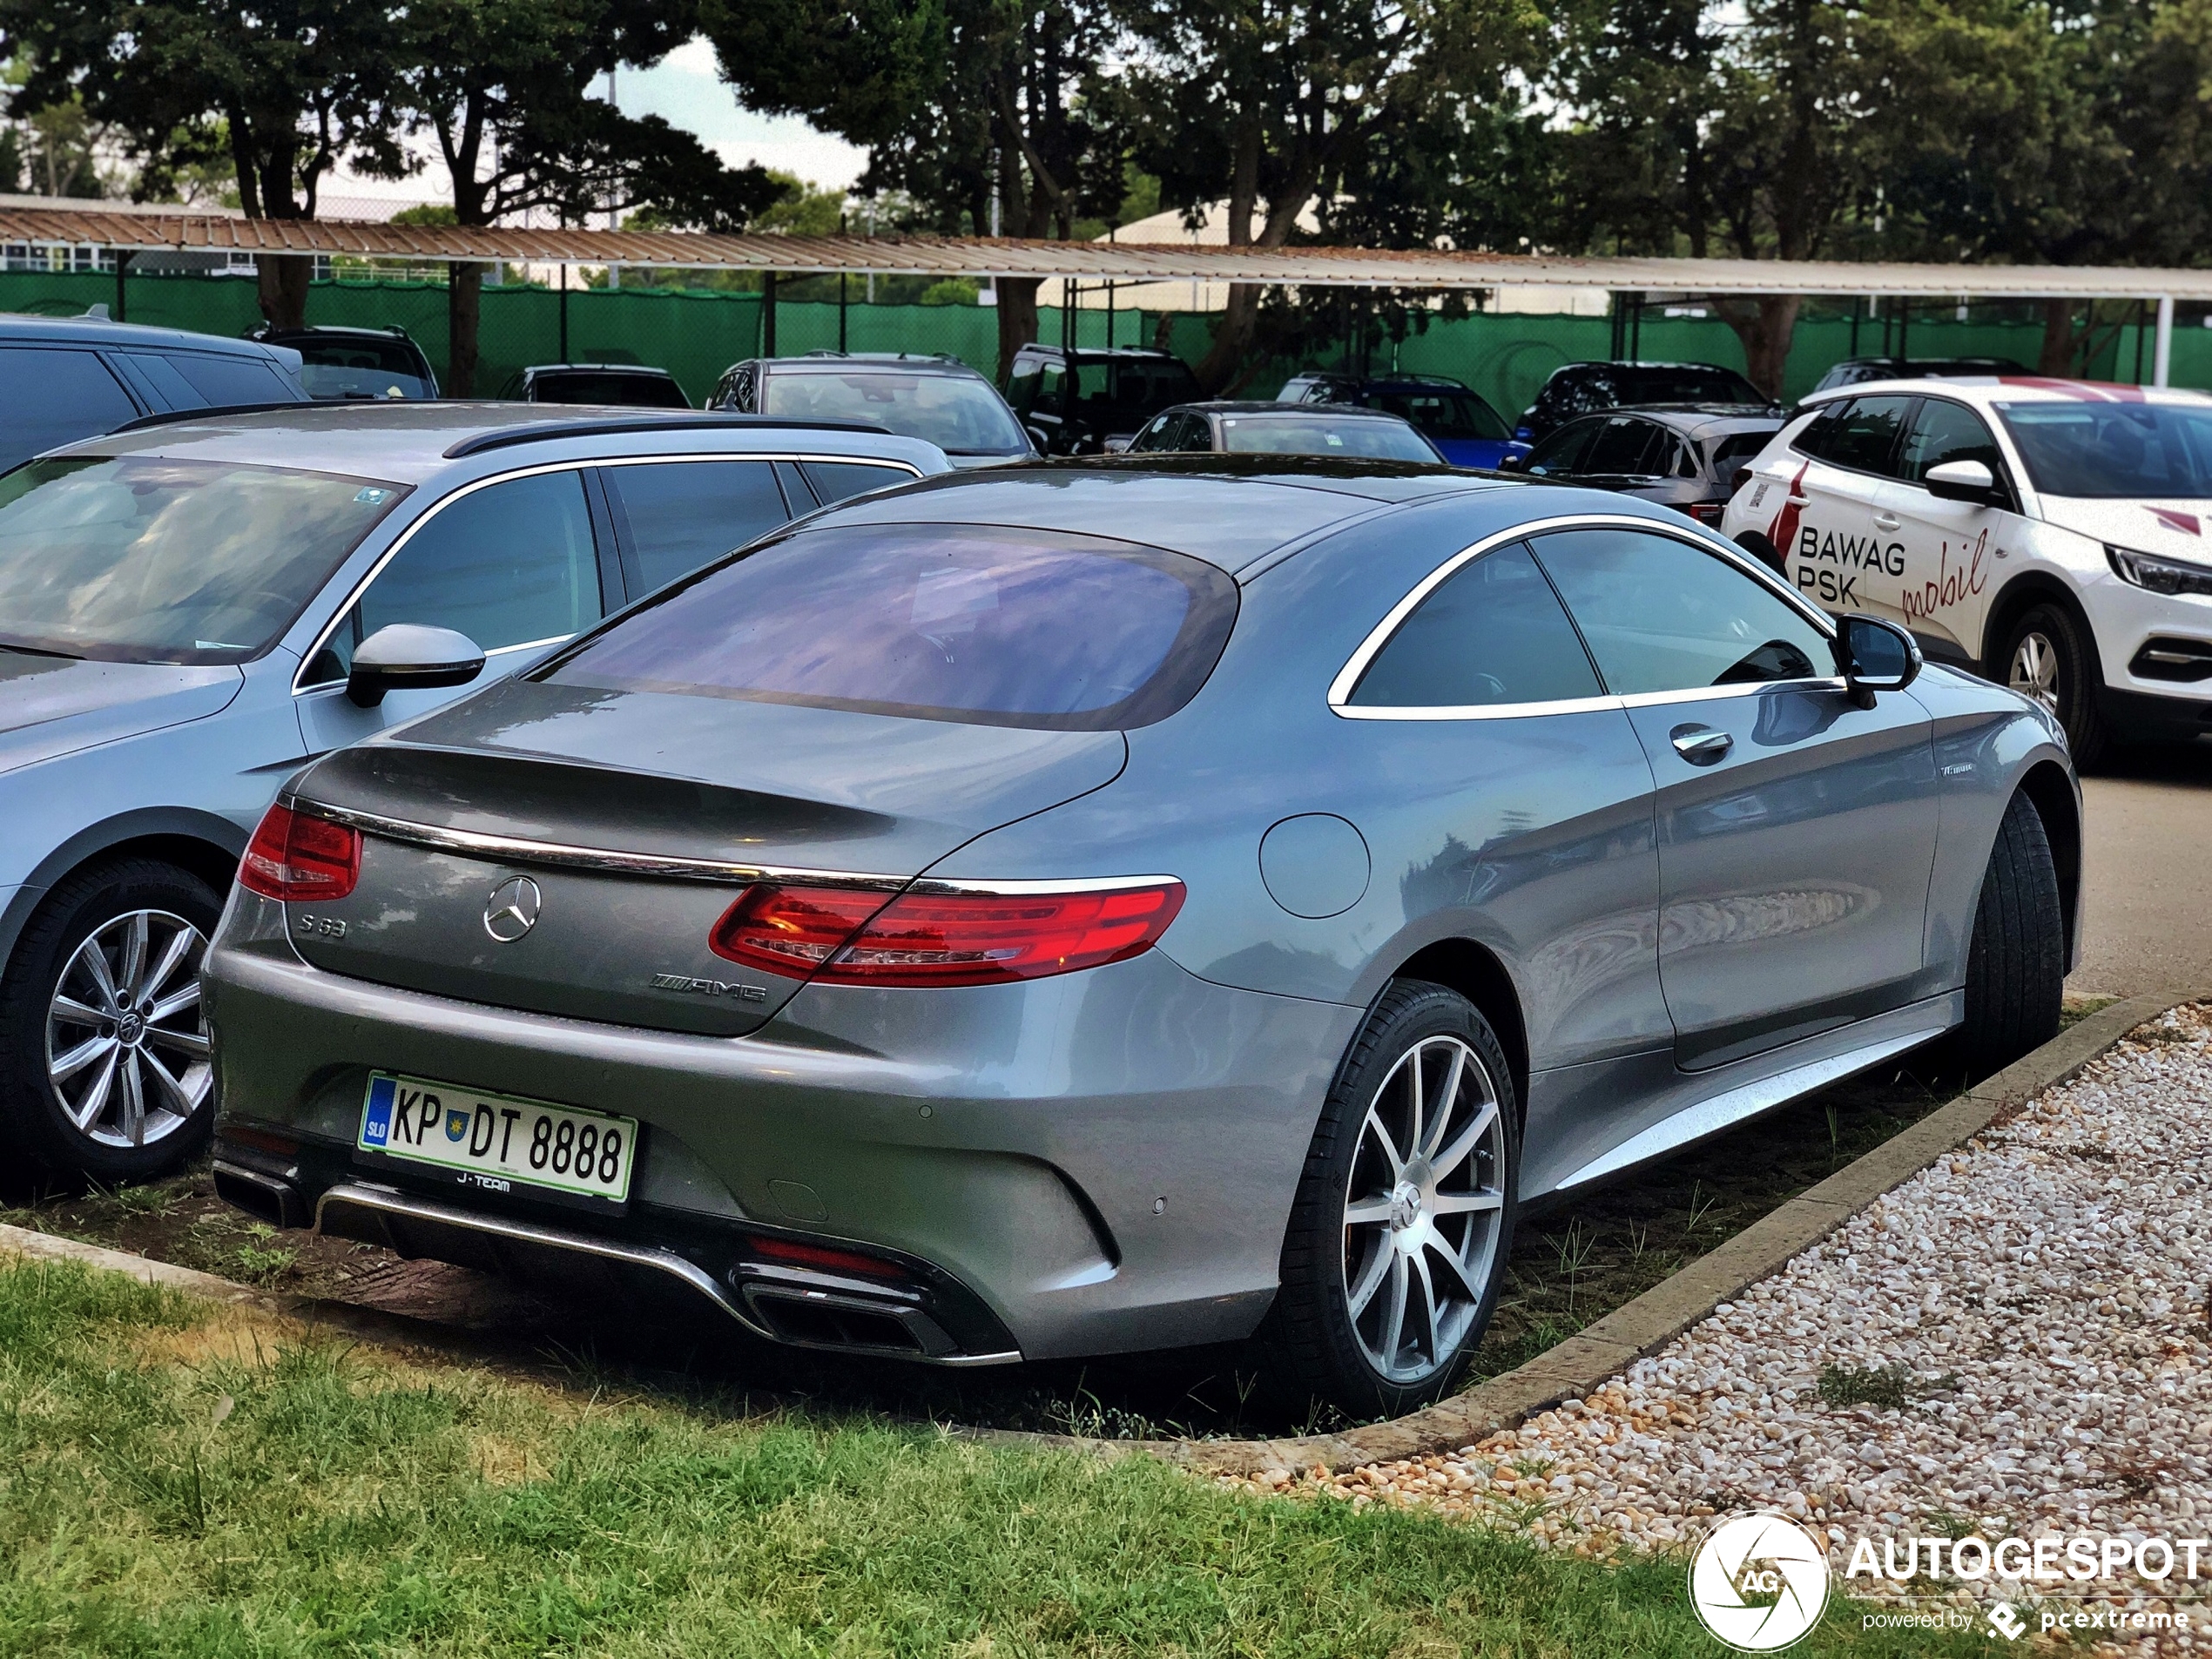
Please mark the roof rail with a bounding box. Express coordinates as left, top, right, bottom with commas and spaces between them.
443, 413, 885, 459
112, 401, 310, 434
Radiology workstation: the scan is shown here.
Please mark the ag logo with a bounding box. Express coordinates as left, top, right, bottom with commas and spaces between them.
1689, 1511, 1830, 1651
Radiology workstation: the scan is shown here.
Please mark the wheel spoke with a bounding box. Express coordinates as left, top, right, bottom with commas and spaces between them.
1427, 1239, 1492, 1304
76, 941, 120, 1010
51, 1033, 118, 1083
1429, 1186, 1505, 1217
1411, 1251, 1445, 1360
119, 1056, 146, 1145
1346, 1240, 1393, 1317
1344, 1193, 1397, 1226
1404, 1047, 1426, 1161
68, 1046, 119, 1132
138, 1047, 204, 1112
1430, 1096, 1499, 1180
145, 981, 201, 1026
1379, 1254, 1410, 1367
1361, 1107, 1407, 1179
139, 926, 198, 1004
1421, 1044, 1467, 1160
118, 912, 149, 999
50, 993, 107, 1028
148, 1027, 209, 1059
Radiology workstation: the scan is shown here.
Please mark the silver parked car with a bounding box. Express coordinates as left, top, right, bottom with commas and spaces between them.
202, 457, 2078, 1414
1506, 404, 1785, 531
0, 402, 947, 1184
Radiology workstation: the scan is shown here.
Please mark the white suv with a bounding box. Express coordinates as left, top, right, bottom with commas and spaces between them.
1721, 376, 2212, 762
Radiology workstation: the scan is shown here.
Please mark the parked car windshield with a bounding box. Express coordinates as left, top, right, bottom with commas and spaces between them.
292, 337, 433, 400
1218, 412, 1440, 462
0, 455, 408, 665
546, 522, 1238, 730
1364, 388, 1511, 441
763, 369, 1028, 457
1995, 401, 2212, 498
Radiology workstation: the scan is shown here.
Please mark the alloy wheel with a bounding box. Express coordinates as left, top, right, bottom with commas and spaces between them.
1340, 1034, 1507, 1384
2009, 630, 2060, 715
44, 908, 212, 1149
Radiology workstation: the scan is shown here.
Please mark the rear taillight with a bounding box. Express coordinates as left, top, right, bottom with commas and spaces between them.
710, 880, 1185, 987
239, 803, 361, 902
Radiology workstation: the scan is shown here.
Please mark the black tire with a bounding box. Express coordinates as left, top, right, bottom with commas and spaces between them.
0, 858, 221, 1185
1999, 602, 2110, 768
1956, 792, 2065, 1082
1259, 980, 1520, 1420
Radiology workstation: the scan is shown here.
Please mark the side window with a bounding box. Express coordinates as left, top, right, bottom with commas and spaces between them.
1033, 365, 1066, 416
1791, 405, 1840, 459
1817, 395, 1914, 475
1524, 417, 1600, 475
1349, 543, 1603, 710
0, 347, 139, 468
1898, 399, 2006, 486
164, 353, 294, 407
1529, 527, 1833, 695
603, 461, 792, 595
799, 460, 910, 505
307, 470, 601, 685
1176, 413, 1215, 452
1669, 435, 1700, 479
1128, 413, 1176, 453
1005, 361, 1040, 415
1584, 417, 1662, 476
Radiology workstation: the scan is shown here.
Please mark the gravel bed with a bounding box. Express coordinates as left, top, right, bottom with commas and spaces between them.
1235, 1003, 2212, 1648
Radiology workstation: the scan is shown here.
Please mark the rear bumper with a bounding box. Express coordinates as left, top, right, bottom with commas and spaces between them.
202, 901, 1357, 1363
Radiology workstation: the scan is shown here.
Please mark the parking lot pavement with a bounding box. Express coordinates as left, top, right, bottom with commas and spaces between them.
2073, 744, 2212, 998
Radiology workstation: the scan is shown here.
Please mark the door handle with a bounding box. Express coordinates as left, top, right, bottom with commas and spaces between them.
1669, 724, 1734, 765
1872, 512, 1902, 531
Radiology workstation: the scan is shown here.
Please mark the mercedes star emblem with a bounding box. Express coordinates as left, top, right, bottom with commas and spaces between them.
482, 875, 543, 942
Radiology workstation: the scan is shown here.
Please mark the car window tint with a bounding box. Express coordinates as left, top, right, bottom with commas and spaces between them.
0, 347, 138, 469
1585, 418, 1661, 475
798, 460, 910, 505
1218, 413, 1437, 461
603, 461, 791, 595
1525, 418, 1600, 475
1128, 414, 1176, 452
1791, 406, 1840, 459
1176, 413, 1214, 451
550, 523, 1238, 731
1710, 431, 1774, 470
1898, 399, 2005, 483
323, 470, 600, 680
161, 353, 294, 407
1669, 435, 1700, 478
1530, 526, 1831, 695
531, 371, 690, 408
1349, 543, 1602, 709
1818, 395, 1914, 475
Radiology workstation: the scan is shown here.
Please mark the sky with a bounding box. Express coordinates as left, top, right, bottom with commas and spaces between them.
324, 36, 866, 212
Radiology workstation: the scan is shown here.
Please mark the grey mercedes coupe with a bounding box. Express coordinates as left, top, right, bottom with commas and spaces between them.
202, 458, 2079, 1414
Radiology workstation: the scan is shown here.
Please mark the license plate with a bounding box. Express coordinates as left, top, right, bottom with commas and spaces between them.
357, 1072, 637, 1204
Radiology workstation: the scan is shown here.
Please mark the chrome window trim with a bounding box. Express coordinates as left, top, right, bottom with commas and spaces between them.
297, 799, 1170, 897
289, 451, 923, 696
1327, 512, 1836, 721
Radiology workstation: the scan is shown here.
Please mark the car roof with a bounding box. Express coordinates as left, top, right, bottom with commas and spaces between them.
1601, 403, 1786, 432
1171, 400, 1411, 418
798, 455, 1512, 571
765, 354, 984, 376
523, 362, 677, 377
50, 401, 947, 484
0, 311, 294, 360
1017, 344, 1184, 361
1800, 376, 2212, 409
257, 324, 415, 341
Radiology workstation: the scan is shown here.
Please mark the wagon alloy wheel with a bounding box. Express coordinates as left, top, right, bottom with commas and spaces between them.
2008, 630, 2060, 715
45, 908, 211, 1150
1340, 1034, 1507, 1384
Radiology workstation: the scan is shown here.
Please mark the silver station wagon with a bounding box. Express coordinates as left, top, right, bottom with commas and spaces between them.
203, 457, 2079, 1414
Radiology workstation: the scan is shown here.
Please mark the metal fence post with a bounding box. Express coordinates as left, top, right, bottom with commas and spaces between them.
2155, 293, 2175, 388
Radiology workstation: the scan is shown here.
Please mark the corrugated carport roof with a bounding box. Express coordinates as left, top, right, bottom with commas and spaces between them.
4, 204, 2209, 299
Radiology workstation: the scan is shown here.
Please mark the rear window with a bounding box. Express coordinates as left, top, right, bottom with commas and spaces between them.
530, 372, 691, 408
1364, 389, 1510, 441
762, 368, 1028, 457
1217, 413, 1439, 462
293, 336, 434, 400
545, 523, 1238, 730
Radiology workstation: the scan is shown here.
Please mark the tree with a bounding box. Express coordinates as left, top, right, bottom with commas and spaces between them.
381, 0, 778, 395
705, 0, 1124, 380
0, 0, 404, 328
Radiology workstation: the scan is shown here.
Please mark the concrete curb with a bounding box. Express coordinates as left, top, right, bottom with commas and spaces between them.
2, 990, 2195, 1474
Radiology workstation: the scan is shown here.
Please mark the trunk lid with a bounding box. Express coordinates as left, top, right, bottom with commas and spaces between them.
281, 678, 1126, 1036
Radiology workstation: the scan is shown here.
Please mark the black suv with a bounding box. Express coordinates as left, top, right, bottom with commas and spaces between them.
709, 353, 1033, 467
1004, 345, 1203, 455
1807, 355, 2029, 395
247, 324, 439, 400
0, 313, 308, 473
1517, 360, 1772, 443
498, 364, 692, 408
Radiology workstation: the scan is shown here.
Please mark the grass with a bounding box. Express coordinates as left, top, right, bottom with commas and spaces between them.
0, 1256, 1991, 1656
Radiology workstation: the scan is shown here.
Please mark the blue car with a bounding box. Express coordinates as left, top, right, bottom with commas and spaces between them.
1278, 372, 1530, 469
201, 456, 2076, 1414
0, 403, 948, 1183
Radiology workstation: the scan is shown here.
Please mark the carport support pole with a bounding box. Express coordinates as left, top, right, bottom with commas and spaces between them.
2155, 294, 2175, 388
762, 272, 778, 357
557, 263, 568, 363
113, 250, 131, 322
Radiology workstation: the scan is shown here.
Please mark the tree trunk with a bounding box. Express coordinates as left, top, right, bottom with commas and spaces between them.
995, 276, 1042, 384
1713, 295, 1803, 400
2037, 297, 2078, 375
255, 255, 312, 332
446, 262, 483, 397
1194, 282, 1262, 395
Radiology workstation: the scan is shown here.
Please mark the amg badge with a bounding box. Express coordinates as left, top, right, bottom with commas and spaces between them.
650, 973, 769, 1002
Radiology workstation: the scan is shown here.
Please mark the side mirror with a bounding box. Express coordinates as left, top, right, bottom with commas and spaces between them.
1925, 458, 2002, 506
347, 623, 487, 709
1838, 613, 1921, 709
1494, 453, 1525, 472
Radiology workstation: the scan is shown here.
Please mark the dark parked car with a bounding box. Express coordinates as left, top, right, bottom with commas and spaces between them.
204, 457, 2074, 1415
0, 313, 307, 473
1276, 373, 1527, 469
1004, 344, 1203, 455
1517, 361, 1773, 442
1507, 405, 1786, 529
1129, 401, 1446, 463
708, 353, 1034, 468
1808, 355, 2032, 395
247, 325, 439, 400
500, 364, 691, 408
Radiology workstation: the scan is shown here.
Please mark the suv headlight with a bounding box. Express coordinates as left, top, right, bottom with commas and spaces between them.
2107, 543, 2212, 598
